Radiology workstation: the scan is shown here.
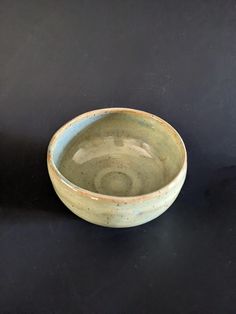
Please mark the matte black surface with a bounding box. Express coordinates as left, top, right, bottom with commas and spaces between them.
0, 1, 235, 313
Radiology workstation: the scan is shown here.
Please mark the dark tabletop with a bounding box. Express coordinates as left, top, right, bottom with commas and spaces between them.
0, 1, 235, 313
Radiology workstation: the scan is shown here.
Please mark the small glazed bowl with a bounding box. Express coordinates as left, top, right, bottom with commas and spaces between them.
47, 108, 187, 228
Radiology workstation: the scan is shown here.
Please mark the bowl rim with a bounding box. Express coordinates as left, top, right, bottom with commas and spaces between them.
47, 107, 187, 202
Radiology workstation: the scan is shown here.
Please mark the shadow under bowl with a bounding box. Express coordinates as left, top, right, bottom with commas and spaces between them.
47, 108, 187, 227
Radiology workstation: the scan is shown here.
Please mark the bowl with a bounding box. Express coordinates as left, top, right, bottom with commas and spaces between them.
47, 108, 187, 227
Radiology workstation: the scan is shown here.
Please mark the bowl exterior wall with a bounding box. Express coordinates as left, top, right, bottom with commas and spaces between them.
48, 161, 187, 228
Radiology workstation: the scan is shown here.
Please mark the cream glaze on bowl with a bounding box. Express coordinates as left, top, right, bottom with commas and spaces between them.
47, 108, 187, 228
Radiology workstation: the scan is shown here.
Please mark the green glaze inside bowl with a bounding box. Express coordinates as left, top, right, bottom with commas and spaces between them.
53, 109, 185, 197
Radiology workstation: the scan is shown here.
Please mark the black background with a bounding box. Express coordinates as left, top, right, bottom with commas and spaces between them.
0, 1, 235, 313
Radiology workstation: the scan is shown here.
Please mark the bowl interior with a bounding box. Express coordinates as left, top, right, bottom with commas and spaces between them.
52, 110, 185, 197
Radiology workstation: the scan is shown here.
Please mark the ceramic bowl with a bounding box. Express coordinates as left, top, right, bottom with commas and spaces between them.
47, 108, 187, 227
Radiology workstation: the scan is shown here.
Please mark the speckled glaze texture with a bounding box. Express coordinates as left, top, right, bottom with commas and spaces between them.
47, 108, 187, 228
